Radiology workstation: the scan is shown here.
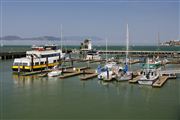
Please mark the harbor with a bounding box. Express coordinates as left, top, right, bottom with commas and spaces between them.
1, 55, 179, 119
1, 38, 179, 120
5, 45, 179, 88
1, 42, 179, 120
1, 1, 180, 119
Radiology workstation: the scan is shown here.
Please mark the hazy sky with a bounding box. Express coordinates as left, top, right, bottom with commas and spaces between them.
1, 0, 179, 45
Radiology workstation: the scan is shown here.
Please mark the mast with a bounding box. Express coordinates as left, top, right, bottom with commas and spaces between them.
147, 57, 149, 72
157, 32, 160, 50
106, 38, 108, 63
60, 24, 63, 50
126, 24, 129, 65
0, 0, 3, 47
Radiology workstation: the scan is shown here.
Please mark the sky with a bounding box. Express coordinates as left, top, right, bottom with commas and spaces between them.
0, 0, 179, 45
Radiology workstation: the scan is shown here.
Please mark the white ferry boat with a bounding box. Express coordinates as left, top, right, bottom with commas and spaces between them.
12, 45, 65, 72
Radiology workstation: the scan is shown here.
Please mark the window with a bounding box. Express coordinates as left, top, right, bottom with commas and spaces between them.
34, 62, 39, 66
13, 62, 19, 66
41, 53, 60, 58
22, 63, 28, 66
40, 62, 44, 65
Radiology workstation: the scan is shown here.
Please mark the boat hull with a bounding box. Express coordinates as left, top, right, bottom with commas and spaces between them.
138, 80, 154, 85
48, 70, 62, 77
138, 76, 159, 85
116, 72, 133, 81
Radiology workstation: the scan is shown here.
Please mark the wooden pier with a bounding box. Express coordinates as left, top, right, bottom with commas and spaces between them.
98, 50, 180, 57
1, 49, 180, 60
0, 52, 26, 60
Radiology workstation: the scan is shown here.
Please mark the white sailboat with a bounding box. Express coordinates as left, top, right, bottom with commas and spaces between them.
48, 65, 62, 77
97, 38, 118, 81
48, 24, 64, 77
116, 24, 133, 81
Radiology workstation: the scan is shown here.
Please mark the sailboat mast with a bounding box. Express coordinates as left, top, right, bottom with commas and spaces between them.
126, 24, 129, 65
0, 0, 3, 47
60, 24, 63, 50
157, 32, 160, 50
106, 38, 107, 63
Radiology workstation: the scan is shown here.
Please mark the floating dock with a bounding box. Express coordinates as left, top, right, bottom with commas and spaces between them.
129, 76, 141, 83
59, 71, 82, 79
152, 76, 169, 87
80, 73, 98, 80
16, 70, 50, 76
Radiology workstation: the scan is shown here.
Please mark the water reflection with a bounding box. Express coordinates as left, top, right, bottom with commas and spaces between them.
97, 80, 156, 103
13, 74, 58, 87
137, 85, 154, 103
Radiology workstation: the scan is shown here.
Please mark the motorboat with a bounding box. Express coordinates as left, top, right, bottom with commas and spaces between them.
138, 58, 160, 85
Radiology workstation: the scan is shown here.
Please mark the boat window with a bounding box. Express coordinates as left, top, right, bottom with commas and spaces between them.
13, 62, 19, 66
41, 53, 60, 58
40, 62, 44, 65
34, 62, 39, 66
143, 72, 145, 75
53, 60, 56, 63
22, 63, 28, 66
151, 72, 153, 76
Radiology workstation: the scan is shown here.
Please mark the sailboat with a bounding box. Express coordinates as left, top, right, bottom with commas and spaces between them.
48, 24, 64, 77
48, 65, 62, 77
116, 24, 133, 81
97, 38, 119, 81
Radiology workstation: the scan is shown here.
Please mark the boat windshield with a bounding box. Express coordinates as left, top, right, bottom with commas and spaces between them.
101, 68, 108, 72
